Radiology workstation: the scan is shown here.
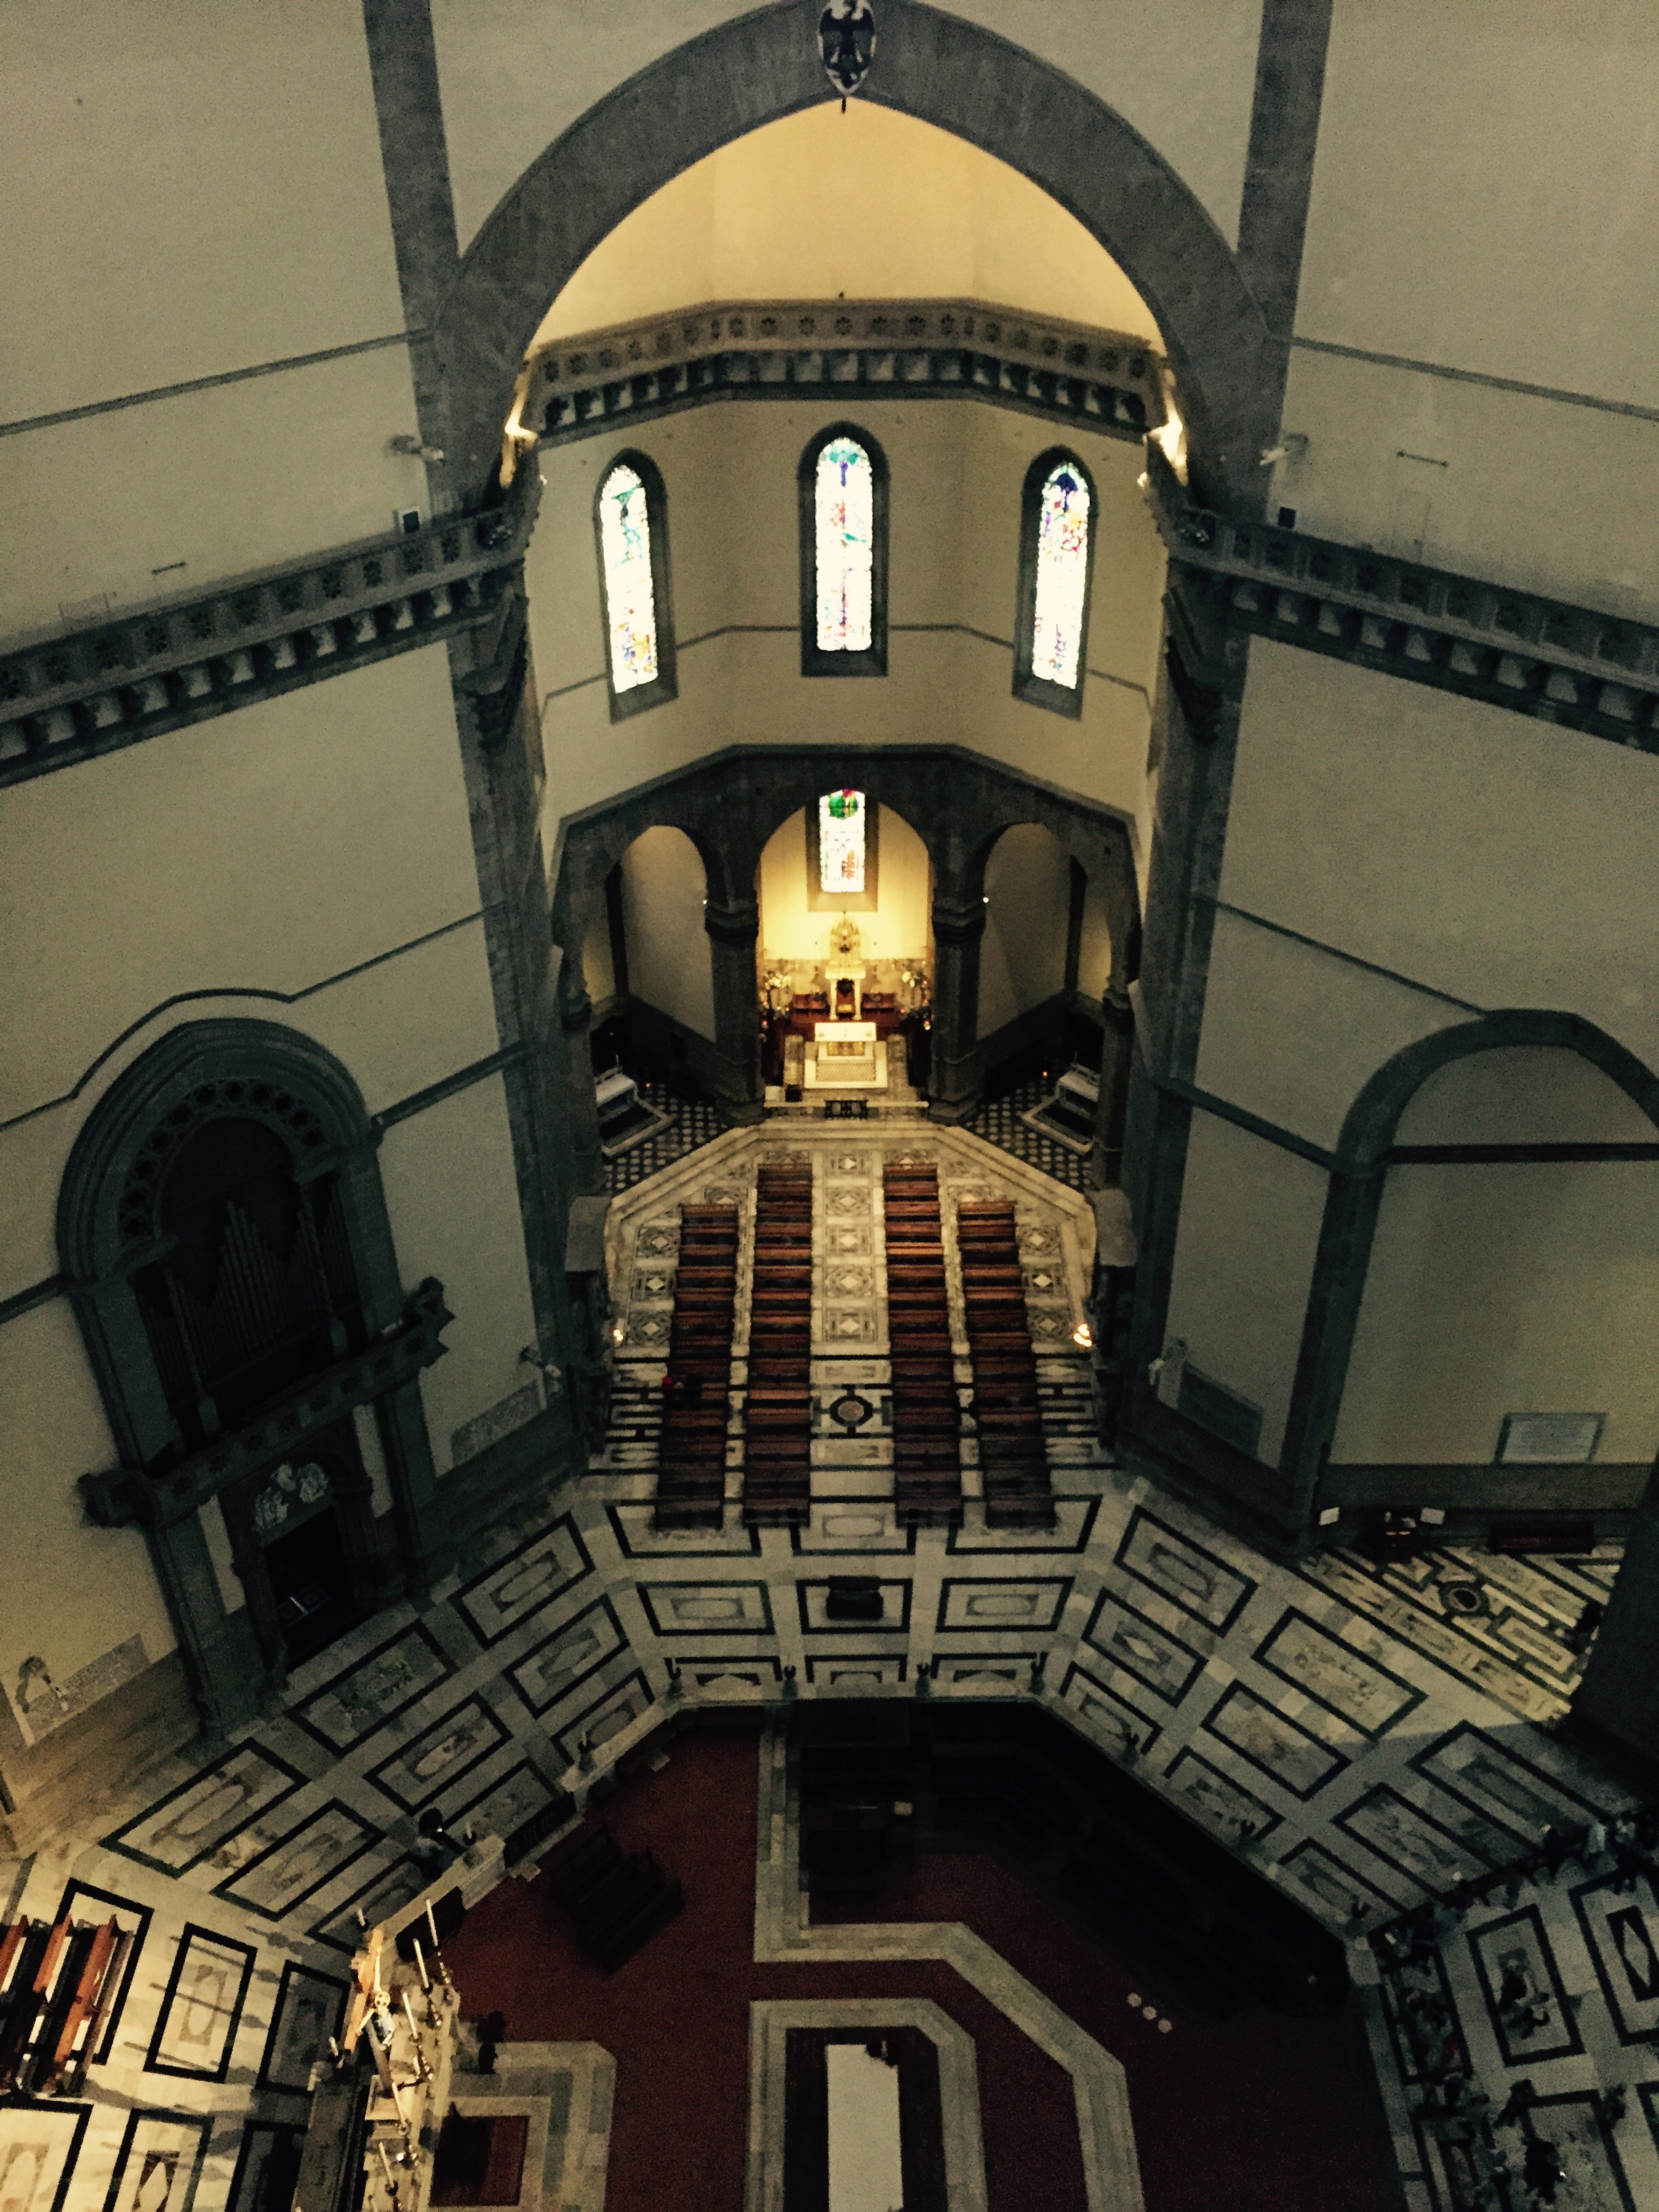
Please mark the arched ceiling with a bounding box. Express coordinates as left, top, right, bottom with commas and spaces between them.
533, 102, 1163, 350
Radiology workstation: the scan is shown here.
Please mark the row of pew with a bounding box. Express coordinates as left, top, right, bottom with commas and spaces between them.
652, 1200, 738, 1529
882, 1162, 964, 1526
743, 1158, 813, 1525
958, 1198, 1054, 1528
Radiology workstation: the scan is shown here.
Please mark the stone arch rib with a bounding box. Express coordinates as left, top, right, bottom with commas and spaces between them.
437, 3, 1269, 502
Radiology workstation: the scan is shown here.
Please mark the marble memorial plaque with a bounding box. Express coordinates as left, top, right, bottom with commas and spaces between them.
1202, 1685, 1346, 1799
1115, 1507, 1254, 1632
456, 1517, 593, 1645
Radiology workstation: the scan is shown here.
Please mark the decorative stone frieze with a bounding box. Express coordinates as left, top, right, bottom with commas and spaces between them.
0, 475, 540, 787
523, 297, 1161, 455
79, 1275, 452, 1530
1143, 452, 1659, 753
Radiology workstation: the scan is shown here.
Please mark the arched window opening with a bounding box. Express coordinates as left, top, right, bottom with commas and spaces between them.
819, 788, 866, 897
1015, 448, 1097, 716
596, 451, 676, 718
799, 424, 888, 676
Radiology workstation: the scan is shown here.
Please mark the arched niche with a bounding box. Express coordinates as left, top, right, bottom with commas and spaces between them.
58, 1019, 447, 1735
1279, 1011, 1659, 1525
438, 4, 1269, 502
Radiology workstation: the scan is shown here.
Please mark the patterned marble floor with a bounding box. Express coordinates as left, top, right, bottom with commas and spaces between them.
3, 1128, 1645, 2212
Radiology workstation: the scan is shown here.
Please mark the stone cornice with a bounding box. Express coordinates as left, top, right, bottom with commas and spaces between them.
78, 1275, 452, 1530
1143, 451, 1659, 754
0, 476, 540, 789
523, 297, 1165, 453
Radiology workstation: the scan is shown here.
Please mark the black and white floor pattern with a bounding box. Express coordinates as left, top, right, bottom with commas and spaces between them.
4, 1130, 1646, 2212
970, 1077, 1091, 1191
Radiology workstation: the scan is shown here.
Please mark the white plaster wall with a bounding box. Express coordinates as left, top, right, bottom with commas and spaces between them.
0, 1300, 177, 1685
0, 650, 480, 1128
0, 348, 427, 640
529, 401, 1162, 831
1333, 1160, 1659, 1467
1193, 909, 1467, 1155
1218, 643, 1659, 1080
0, 0, 403, 419
619, 827, 716, 1040
1395, 1050, 1658, 1147
377, 1076, 539, 1477
758, 804, 931, 966
1300, 0, 1659, 411
538, 104, 1160, 346
1273, 346, 1659, 623
433, 0, 1261, 257
1162, 1112, 1329, 1468
978, 825, 1071, 1040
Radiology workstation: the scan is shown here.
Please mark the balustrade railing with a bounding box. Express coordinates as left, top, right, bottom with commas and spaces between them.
522, 296, 1164, 453
1144, 451, 1659, 750
0, 474, 539, 787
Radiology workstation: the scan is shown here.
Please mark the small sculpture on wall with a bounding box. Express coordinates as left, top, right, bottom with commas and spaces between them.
818, 0, 875, 104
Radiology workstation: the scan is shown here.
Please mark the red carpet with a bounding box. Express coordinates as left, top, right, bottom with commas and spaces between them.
442, 1721, 1393, 2212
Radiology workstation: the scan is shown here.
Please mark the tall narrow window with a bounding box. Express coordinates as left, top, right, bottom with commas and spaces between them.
819, 789, 866, 895
595, 450, 676, 719
806, 787, 880, 909
1014, 448, 1097, 717
800, 424, 888, 677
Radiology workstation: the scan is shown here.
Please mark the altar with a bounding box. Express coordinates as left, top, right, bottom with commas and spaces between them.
804, 1019, 887, 1090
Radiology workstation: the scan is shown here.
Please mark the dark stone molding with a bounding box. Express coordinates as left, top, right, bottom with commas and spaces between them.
1322, 1461, 1650, 1514
1146, 450, 1659, 756
361, 0, 461, 505
0, 475, 539, 790
1234, 0, 1335, 451
531, 307, 1155, 457
434, 2, 1272, 506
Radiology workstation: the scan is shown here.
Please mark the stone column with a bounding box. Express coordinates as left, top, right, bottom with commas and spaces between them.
928, 891, 985, 1124
1091, 985, 1135, 1187
705, 895, 764, 1124
557, 966, 605, 1198
146, 1513, 262, 1744
1572, 1471, 1659, 1766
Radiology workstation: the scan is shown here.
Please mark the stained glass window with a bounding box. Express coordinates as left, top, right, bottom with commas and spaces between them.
599, 461, 659, 693
818, 789, 866, 896
1030, 462, 1091, 689
814, 436, 874, 653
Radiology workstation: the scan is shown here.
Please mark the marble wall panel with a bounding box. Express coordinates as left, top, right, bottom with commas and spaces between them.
937, 1578, 1073, 1634
508, 1599, 628, 1717
1113, 1507, 1256, 1632
1251, 1608, 1425, 1740
1201, 1684, 1347, 1799
215, 1801, 380, 1919
455, 1517, 594, 1645
1082, 1591, 1206, 1705
1573, 1875, 1659, 2045
365, 1697, 511, 1811
106, 1744, 305, 1877
638, 1581, 775, 1636
291, 1623, 453, 1753
143, 1923, 255, 2081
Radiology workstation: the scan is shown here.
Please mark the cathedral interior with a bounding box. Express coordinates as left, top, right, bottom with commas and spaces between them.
3, 6, 1658, 2211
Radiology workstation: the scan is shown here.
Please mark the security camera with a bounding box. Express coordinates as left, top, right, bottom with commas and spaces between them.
390, 434, 446, 463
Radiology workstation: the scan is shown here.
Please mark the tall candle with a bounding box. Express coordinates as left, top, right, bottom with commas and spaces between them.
426, 1901, 440, 1950
412, 1938, 430, 1992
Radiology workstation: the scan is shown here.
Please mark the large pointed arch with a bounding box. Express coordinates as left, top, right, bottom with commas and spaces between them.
436, 3, 1272, 501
